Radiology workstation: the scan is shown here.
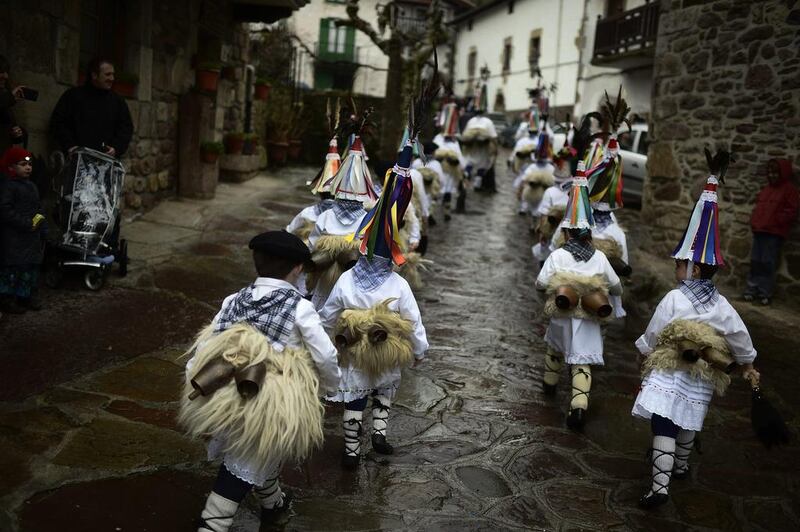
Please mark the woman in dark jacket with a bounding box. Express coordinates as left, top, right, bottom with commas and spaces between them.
0, 146, 45, 312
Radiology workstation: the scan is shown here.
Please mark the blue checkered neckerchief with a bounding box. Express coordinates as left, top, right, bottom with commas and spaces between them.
314, 198, 335, 216
352, 255, 393, 292
679, 279, 719, 313
563, 238, 596, 262
214, 285, 301, 347
333, 200, 364, 225
593, 209, 614, 230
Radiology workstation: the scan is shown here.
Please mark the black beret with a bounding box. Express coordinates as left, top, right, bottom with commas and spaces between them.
248, 231, 310, 263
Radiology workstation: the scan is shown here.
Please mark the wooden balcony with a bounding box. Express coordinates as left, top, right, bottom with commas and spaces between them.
592, 2, 660, 67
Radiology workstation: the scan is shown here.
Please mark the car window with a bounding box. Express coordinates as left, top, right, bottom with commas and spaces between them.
618, 131, 634, 151
637, 131, 649, 155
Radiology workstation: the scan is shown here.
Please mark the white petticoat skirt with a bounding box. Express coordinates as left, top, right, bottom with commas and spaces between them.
545, 317, 605, 365
631, 369, 714, 432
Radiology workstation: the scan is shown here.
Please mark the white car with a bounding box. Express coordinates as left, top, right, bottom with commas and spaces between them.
617, 123, 648, 207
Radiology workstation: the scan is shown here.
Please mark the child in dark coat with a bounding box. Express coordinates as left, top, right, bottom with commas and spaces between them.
0, 146, 45, 312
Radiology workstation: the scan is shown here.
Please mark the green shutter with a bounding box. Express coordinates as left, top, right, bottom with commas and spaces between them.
319, 18, 330, 55
344, 26, 355, 61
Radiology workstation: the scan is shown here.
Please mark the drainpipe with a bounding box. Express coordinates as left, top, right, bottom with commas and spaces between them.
573, 0, 591, 119
555, 0, 563, 117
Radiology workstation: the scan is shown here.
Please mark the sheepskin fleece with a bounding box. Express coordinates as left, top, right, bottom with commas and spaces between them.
419, 167, 442, 198
179, 323, 324, 465
396, 251, 432, 289
335, 299, 415, 377
642, 319, 733, 395
593, 237, 622, 261
295, 220, 315, 244
307, 235, 360, 293
434, 148, 465, 182
460, 127, 494, 142
523, 166, 556, 188
543, 271, 612, 322
513, 145, 535, 173
537, 206, 567, 240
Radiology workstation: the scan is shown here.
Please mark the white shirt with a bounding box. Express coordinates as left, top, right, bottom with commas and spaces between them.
409, 168, 431, 219
632, 288, 757, 430
308, 207, 366, 251
536, 248, 622, 364
319, 269, 429, 402
209, 278, 342, 395
536, 185, 570, 216
285, 204, 319, 234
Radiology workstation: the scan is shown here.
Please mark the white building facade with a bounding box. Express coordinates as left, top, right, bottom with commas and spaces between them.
573, 0, 655, 121
450, 0, 657, 120
450, 0, 584, 118
287, 0, 387, 96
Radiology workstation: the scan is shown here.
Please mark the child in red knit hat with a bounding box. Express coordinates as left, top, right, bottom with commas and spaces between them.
0, 146, 46, 312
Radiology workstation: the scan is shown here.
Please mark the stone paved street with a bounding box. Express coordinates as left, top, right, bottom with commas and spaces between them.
1, 162, 799, 532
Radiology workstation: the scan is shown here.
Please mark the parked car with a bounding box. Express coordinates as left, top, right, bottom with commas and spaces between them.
499, 119, 521, 148
617, 123, 648, 208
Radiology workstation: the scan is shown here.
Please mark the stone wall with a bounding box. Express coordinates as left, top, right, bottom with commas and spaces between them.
1, 0, 252, 212
646, 0, 800, 297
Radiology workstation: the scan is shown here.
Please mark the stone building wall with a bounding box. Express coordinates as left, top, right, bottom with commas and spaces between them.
1, 0, 252, 211
646, 0, 800, 296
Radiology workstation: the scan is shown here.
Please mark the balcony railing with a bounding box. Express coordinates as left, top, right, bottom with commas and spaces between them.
592, 1, 660, 65
394, 14, 427, 36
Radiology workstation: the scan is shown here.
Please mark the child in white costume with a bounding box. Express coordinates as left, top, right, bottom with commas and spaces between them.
187, 231, 341, 532
320, 141, 429, 469
535, 163, 622, 432
307, 135, 376, 309
633, 150, 759, 509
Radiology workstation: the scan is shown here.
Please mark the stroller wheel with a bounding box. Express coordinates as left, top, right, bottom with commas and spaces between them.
117, 239, 129, 277
44, 266, 63, 289
84, 269, 106, 291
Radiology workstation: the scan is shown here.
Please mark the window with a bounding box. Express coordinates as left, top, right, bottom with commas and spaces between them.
502, 38, 512, 75
508, 1, 515, 14
617, 131, 634, 151
637, 131, 649, 155
528, 31, 541, 75
79, 0, 129, 74
318, 18, 355, 58
467, 48, 477, 80
467, 19, 473, 31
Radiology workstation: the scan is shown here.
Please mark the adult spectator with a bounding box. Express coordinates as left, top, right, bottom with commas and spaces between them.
743, 158, 799, 305
0, 55, 27, 153
50, 57, 133, 158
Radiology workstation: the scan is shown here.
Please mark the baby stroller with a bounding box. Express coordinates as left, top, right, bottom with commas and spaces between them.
44, 147, 128, 291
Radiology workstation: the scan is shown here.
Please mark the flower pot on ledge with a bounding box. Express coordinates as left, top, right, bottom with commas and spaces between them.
224, 136, 245, 155
267, 141, 289, 166
200, 151, 220, 164
113, 82, 137, 98
254, 83, 271, 101
288, 139, 302, 161
196, 70, 220, 93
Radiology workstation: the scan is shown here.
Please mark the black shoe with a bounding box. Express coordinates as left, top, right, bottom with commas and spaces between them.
371, 433, 394, 455
444, 213, 452, 222
428, 215, 437, 227
672, 466, 690, 480
260, 489, 293, 525
638, 492, 669, 509
341, 452, 360, 470
566, 408, 585, 432
543, 383, 557, 396
759, 297, 771, 306
19, 297, 42, 311
742, 294, 754, 302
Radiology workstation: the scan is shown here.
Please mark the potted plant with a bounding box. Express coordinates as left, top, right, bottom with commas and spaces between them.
200, 141, 224, 164
221, 64, 238, 81
113, 71, 139, 98
224, 132, 245, 155
254, 77, 271, 101
242, 133, 259, 156
196, 61, 222, 93
266, 128, 290, 165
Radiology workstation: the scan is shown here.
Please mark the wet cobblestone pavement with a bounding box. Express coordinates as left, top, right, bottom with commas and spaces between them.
1, 162, 799, 531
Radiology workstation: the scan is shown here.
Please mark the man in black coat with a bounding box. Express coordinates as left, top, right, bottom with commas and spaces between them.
50, 58, 133, 158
